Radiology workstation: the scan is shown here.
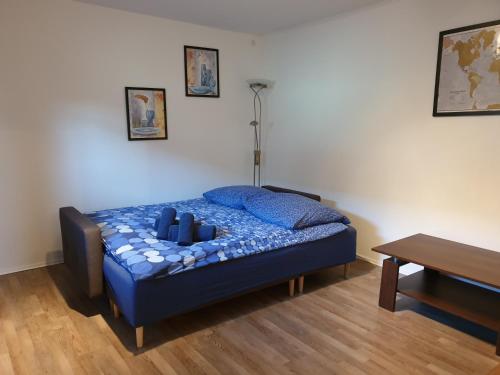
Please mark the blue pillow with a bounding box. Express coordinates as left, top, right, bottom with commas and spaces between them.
243, 193, 350, 229
203, 185, 270, 209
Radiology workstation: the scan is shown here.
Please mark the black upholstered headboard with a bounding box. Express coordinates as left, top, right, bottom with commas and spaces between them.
60, 207, 103, 298
262, 185, 321, 202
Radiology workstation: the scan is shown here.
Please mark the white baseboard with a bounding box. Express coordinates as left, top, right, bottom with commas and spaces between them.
0, 256, 64, 276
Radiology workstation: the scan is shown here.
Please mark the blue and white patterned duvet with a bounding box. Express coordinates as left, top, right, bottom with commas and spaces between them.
86, 198, 348, 281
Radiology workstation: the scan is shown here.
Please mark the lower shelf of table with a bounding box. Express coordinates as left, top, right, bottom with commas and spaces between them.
397, 270, 499, 332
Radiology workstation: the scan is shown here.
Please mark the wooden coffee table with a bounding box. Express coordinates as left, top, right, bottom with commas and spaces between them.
372, 234, 500, 356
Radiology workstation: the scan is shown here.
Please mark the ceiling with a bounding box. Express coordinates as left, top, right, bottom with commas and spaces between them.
77, 0, 383, 34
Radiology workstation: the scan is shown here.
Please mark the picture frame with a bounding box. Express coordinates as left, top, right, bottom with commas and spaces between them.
433, 19, 500, 117
125, 87, 167, 141
184, 45, 220, 98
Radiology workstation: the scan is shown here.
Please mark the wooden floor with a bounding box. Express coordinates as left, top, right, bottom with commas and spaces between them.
0, 260, 498, 375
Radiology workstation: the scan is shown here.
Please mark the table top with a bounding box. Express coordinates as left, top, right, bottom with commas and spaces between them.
372, 234, 500, 289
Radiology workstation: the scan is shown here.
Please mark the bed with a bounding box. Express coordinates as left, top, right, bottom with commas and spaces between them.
59, 186, 356, 348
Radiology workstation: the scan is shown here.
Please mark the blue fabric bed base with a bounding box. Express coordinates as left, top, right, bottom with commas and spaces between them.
104, 226, 356, 328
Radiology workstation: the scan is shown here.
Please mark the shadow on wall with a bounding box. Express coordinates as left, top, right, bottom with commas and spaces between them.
46, 250, 63, 266
322, 198, 384, 265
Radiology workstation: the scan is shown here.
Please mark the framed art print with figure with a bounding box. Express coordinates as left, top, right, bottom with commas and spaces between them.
184, 46, 220, 98
125, 87, 167, 141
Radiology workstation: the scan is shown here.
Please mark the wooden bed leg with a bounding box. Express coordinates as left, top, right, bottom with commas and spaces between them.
111, 300, 120, 319
344, 263, 350, 279
298, 276, 304, 294
288, 279, 295, 297
136, 327, 144, 349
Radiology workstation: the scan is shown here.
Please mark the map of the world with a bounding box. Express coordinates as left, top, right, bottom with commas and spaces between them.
435, 22, 500, 115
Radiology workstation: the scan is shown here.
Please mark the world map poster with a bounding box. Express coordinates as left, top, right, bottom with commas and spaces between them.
434, 20, 500, 116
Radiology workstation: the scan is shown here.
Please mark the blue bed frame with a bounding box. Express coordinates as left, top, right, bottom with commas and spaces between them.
59, 186, 357, 348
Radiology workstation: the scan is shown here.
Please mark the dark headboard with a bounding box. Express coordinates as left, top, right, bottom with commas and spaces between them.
60, 207, 103, 298
262, 185, 321, 202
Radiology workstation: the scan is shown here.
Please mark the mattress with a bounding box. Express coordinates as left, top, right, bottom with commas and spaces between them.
86, 198, 348, 281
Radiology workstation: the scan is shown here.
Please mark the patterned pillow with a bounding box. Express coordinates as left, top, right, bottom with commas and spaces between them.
243, 193, 350, 229
203, 185, 270, 209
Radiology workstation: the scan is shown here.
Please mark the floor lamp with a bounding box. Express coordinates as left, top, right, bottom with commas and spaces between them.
247, 79, 273, 187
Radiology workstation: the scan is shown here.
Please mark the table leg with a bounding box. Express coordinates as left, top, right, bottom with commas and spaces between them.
378, 258, 401, 312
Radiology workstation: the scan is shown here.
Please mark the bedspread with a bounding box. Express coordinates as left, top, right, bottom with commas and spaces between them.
86, 198, 348, 280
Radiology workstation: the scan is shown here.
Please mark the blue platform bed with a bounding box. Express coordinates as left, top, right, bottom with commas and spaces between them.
59, 186, 356, 348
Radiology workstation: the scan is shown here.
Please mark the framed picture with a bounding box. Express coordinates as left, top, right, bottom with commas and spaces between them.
184, 45, 220, 97
125, 87, 167, 141
433, 19, 500, 117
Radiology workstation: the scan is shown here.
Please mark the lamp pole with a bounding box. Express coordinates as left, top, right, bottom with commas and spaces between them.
249, 83, 266, 186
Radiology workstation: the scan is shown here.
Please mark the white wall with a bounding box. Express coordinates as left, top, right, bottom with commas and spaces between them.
0, 0, 263, 274
262, 0, 500, 265
2, 0, 499, 275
